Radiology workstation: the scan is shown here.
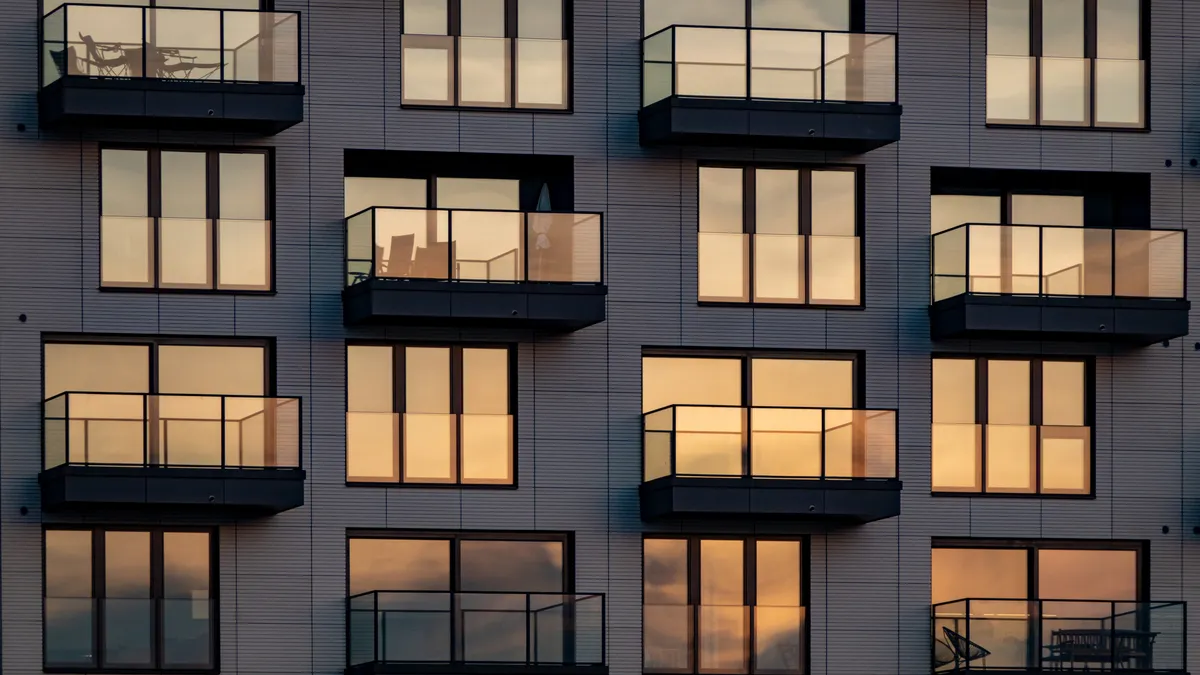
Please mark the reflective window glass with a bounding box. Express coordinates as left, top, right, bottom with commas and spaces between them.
643, 0, 745, 36
987, 0, 1031, 56
644, 539, 689, 605
157, 345, 265, 396
1096, 0, 1139, 59
750, 358, 853, 408
102, 149, 149, 217
642, 357, 742, 413
44, 528, 215, 671
1042, 0, 1084, 58
519, 0, 562, 39
753, 169, 798, 236
44, 343, 150, 397
461, 0, 505, 37
810, 171, 856, 236
1042, 361, 1084, 426
219, 153, 266, 220
405, 0, 448, 34
345, 177, 428, 217
349, 538, 450, 595
931, 195, 1001, 234
436, 177, 520, 210
1038, 549, 1136, 600
700, 168, 744, 234
161, 152, 207, 219
1010, 194, 1083, 227
931, 547, 1028, 604
752, 0, 848, 30
461, 540, 563, 592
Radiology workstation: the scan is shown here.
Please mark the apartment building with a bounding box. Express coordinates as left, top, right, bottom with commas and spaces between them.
3, 0, 1197, 674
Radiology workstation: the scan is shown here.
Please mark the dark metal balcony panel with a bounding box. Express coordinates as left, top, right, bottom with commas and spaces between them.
342, 278, 607, 330
346, 664, 609, 675
638, 476, 902, 524
930, 294, 1191, 345
638, 96, 902, 151
39, 78, 305, 134
39, 464, 306, 516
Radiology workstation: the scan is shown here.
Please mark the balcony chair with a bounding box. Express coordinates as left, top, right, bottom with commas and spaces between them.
78, 34, 137, 77
943, 627, 991, 670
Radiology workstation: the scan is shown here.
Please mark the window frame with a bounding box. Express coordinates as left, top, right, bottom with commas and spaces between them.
638, 0, 866, 35
641, 534, 810, 675
345, 342, 518, 488
984, 0, 1150, 131
399, 0, 574, 112
98, 145, 276, 294
932, 538, 1147, 601
42, 524, 219, 675
346, 530, 573, 593
931, 354, 1095, 498
642, 347, 865, 410
696, 162, 866, 309
42, 334, 275, 397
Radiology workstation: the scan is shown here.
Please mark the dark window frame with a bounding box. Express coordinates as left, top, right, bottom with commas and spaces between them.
345, 341, 518, 488
399, 0, 575, 112
932, 538, 1147, 602
98, 144, 276, 294
696, 162, 866, 309
42, 524, 219, 675
346, 530, 574, 594
41, 0, 273, 13
641, 534, 811, 675
642, 347, 865, 410
985, 0, 1150, 131
931, 354, 1095, 498
42, 334, 276, 397
638, 0, 866, 35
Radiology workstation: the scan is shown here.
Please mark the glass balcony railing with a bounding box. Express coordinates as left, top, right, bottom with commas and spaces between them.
643, 603, 807, 674
42, 4, 300, 86
932, 224, 1187, 303
932, 599, 1187, 673
348, 591, 606, 669
642, 25, 897, 107
642, 404, 897, 482
345, 207, 604, 286
45, 597, 214, 670
43, 392, 302, 470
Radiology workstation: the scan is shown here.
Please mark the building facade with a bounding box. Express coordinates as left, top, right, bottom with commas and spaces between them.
4, 0, 1200, 674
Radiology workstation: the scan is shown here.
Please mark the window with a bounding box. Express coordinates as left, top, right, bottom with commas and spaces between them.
641, 352, 892, 481
347, 533, 570, 666
986, 0, 1144, 128
401, 0, 570, 109
346, 344, 513, 485
698, 166, 860, 306
643, 536, 807, 674
931, 541, 1142, 669
932, 356, 1090, 495
44, 527, 214, 671
643, 0, 852, 35
46, 0, 262, 9
101, 148, 271, 291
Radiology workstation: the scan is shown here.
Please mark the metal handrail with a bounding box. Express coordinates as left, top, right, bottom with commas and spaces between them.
347, 590, 606, 668
642, 404, 898, 480
344, 206, 605, 286
41, 3, 302, 85
931, 222, 1189, 302
42, 391, 303, 470
641, 23, 898, 104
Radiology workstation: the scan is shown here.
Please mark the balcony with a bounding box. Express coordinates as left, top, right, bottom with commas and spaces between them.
40, 392, 305, 516
932, 599, 1187, 674
347, 591, 607, 675
931, 224, 1189, 345
640, 26, 900, 150
640, 405, 900, 524
40, 4, 303, 134
344, 207, 606, 330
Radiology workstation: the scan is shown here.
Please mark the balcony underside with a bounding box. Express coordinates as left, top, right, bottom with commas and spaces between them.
639, 476, 902, 524
930, 294, 1191, 345
343, 278, 607, 330
39, 464, 306, 516
39, 77, 305, 134
347, 664, 609, 675
936, 662, 1180, 667
639, 96, 902, 151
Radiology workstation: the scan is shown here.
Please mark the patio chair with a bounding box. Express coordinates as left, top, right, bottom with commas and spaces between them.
78, 33, 134, 77
944, 627, 991, 669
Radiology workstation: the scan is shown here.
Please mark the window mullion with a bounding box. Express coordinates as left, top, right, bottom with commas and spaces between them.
744, 168, 755, 304
977, 358, 989, 492
1031, 360, 1044, 494
452, 346, 464, 484
151, 530, 165, 669
209, 152, 221, 290
800, 170, 812, 304
93, 529, 106, 669
397, 346, 406, 484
